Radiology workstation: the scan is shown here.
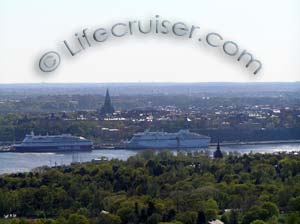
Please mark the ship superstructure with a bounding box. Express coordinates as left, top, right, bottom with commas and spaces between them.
125, 129, 210, 149
12, 132, 93, 152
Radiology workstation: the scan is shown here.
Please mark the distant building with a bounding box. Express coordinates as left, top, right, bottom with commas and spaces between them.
100, 89, 115, 116
213, 140, 223, 158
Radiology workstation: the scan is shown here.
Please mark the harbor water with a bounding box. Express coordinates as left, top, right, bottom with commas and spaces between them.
0, 143, 300, 174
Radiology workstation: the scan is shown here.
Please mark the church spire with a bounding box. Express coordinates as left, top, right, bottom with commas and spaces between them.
217, 139, 220, 151
214, 139, 223, 158
100, 89, 115, 115
104, 89, 111, 106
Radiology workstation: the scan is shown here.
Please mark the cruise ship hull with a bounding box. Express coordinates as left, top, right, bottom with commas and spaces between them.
12, 145, 93, 152
125, 130, 211, 150
12, 133, 93, 153
125, 139, 210, 149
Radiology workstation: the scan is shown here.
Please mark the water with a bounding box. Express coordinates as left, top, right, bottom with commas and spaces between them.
0, 143, 300, 174
220, 143, 300, 154
0, 150, 137, 174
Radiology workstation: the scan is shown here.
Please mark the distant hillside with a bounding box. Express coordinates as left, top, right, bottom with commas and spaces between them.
0, 82, 299, 97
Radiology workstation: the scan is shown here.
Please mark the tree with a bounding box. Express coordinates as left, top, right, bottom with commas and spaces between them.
205, 209, 217, 222
250, 221, 266, 224
147, 201, 156, 217
67, 214, 89, 224
203, 199, 218, 221
242, 207, 269, 224
229, 210, 239, 224
0, 191, 9, 216
196, 211, 206, 224
8, 219, 30, 224
97, 213, 122, 224
166, 209, 177, 222
289, 196, 300, 212
1, 152, 300, 224
285, 213, 300, 224
117, 206, 135, 223
147, 213, 162, 224
261, 202, 279, 218
176, 211, 198, 224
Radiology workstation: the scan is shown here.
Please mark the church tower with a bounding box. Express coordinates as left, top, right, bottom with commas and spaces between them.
100, 89, 115, 115
213, 139, 223, 158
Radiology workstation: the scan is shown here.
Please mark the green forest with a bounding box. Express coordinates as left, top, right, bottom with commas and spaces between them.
0, 151, 300, 224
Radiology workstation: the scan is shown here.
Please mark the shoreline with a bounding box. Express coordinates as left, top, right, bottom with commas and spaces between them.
1, 139, 300, 152
89, 139, 300, 150
210, 139, 300, 146
1, 144, 300, 175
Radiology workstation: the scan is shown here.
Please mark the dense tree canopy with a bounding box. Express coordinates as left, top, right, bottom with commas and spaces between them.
0, 151, 300, 224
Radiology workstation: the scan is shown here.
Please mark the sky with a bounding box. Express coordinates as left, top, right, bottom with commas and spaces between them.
0, 0, 299, 83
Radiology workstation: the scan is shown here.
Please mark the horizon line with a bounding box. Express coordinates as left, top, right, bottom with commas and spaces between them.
0, 81, 299, 85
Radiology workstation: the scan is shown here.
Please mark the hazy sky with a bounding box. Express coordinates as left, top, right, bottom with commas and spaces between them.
0, 0, 299, 83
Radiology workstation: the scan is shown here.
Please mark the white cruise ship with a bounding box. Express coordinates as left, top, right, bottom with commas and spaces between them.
125, 129, 210, 149
12, 132, 93, 152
